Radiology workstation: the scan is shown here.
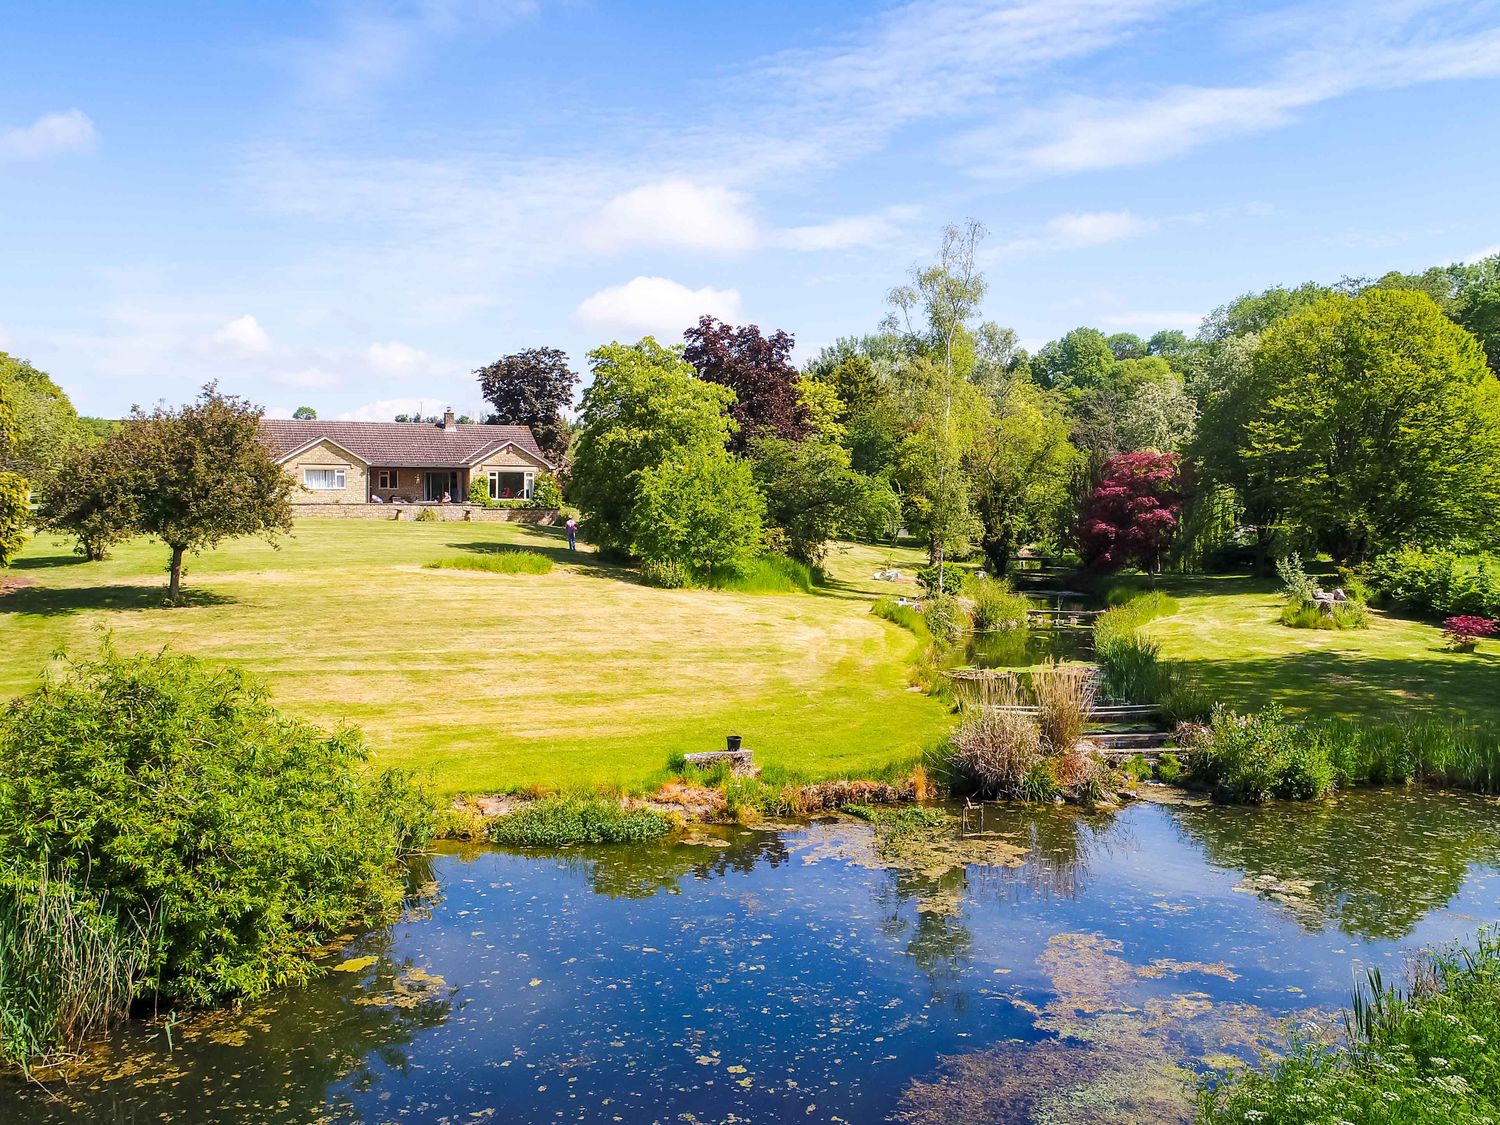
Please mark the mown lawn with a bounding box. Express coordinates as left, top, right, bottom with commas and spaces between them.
0, 522, 950, 795
1141, 574, 1500, 728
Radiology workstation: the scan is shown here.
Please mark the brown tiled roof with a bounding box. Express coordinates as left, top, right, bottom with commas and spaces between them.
260, 419, 550, 469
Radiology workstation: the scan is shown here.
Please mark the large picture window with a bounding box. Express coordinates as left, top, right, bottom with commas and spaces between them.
488, 470, 533, 500
303, 467, 346, 490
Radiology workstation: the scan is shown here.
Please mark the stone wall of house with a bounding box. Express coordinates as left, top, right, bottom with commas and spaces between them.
282, 439, 368, 505
291, 503, 560, 524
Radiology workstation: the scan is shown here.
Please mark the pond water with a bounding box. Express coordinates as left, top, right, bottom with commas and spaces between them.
962, 624, 1093, 669
7, 789, 1500, 1124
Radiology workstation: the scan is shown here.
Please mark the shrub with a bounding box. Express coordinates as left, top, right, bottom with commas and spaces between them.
425, 549, 552, 575
414, 507, 438, 522
0, 649, 432, 1037
922, 593, 968, 645
1121, 753, 1152, 783
639, 559, 690, 588
530, 473, 564, 509
872, 597, 930, 641
1368, 545, 1500, 619
1200, 930, 1500, 1122
968, 578, 1031, 631
916, 562, 967, 596
1155, 751, 1183, 783
488, 798, 671, 846
706, 554, 817, 594
467, 478, 491, 507
1275, 551, 1317, 605
1444, 614, 1498, 650
1185, 706, 1335, 803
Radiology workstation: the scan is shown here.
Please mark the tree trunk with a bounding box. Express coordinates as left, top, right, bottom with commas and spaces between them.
168, 545, 185, 603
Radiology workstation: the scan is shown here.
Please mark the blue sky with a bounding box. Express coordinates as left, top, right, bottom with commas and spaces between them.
3, 0, 1500, 420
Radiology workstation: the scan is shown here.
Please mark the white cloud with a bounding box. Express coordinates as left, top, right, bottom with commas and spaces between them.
274, 366, 341, 390
1098, 310, 1203, 332
212, 313, 271, 355
775, 208, 914, 251
1464, 244, 1500, 264
366, 340, 431, 376
994, 210, 1158, 258
573, 276, 743, 339
0, 109, 98, 161
586, 179, 758, 254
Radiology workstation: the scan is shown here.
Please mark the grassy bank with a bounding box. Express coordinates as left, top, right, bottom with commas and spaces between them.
0, 522, 950, 795
1138, 574, 1500, 728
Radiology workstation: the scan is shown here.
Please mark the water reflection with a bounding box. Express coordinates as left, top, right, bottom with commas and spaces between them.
1170, 787, 1500, 940
4, 791, 1499, 1124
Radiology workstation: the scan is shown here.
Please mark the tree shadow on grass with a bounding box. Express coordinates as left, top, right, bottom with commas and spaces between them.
9, 552, 89, 570
0, 584, 236, 616
1178, 648, 1500, 727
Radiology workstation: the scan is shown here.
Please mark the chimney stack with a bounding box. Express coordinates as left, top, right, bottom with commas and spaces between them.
442, 408, 456, 429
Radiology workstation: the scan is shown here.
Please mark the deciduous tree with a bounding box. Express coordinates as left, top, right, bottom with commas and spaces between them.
117, 384, 294, 601
1241, 289, 1500, 560
569, 338, 736, 554
631, 447, 764, 573
1077, 451, 1185, 573
682, 317, 808, 452
475, 346, 580, 463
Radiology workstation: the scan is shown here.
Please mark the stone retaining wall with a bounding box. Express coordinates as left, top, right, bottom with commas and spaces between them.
293, 503, 560, 524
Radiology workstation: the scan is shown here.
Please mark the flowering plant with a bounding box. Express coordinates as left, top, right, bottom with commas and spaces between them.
1443, 615, 1497, 649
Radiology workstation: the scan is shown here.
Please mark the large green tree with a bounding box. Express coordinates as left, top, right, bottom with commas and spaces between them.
1241, 289, 1500, 560
569, 338, 736, 554
0, 376, 27, 565
116, 385, 295, 600
631, 447, 765, 572
750, 436, 897, 564
1030, 327, 1115, 397
475, 346, 580, 463
0, 352, 91, 483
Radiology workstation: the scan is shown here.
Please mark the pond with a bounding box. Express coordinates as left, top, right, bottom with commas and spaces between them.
7, 789, 1500, 1124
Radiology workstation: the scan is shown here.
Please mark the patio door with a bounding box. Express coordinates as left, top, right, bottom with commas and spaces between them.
423, 471, 458, 501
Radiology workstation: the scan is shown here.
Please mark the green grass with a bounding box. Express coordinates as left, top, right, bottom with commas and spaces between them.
424, 549, 553, 575
1139, 574, 1500, 728
703, 554, 817, 594
0, 524, 950, 795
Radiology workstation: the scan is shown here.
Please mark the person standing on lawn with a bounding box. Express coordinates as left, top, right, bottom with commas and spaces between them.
565, 517, 577, 552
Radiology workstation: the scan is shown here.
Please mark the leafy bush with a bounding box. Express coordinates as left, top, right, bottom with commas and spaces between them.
630, 446, 765, 573
425, 549, 552, 575
1185, 706, 1335, 802
0, 649, 432, 1041
922, 593, 968, 644
1275, 551, 1318, 605
414, 507, 438, 522
1444, 614, 1498, 649
916, 562, 967, 596
968, 578, 1031, 631
467, 478, 491, 506
1155, 751, 1183, 783
1369, 545, 1500, 619
1200, 930, 1500, 1122
705, 554, 817, 594
872, 598, 931, 642
530, 473, 564, 509
639, 558, 689, 588
488, 798, 671, 846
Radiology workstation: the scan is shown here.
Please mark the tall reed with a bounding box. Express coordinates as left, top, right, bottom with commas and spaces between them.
0, 869, 155, 1071
1030, 659, 1096, 754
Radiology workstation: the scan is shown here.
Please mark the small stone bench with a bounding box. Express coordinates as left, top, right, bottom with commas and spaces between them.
683, 749, 757, 777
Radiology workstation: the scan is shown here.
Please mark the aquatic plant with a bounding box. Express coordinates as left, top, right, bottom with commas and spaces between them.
1030, 660, 1095, 754
424, 549, 553, 575
1200, 929, 1500, 1121
0, 869, 155, 1072
488, 798, 671, 846
949, 704, 1045, 799
1092, 592, 1210, 720
923, 594, 969, 645
1184, 706, 1336, 803
968, 578, 1032, 631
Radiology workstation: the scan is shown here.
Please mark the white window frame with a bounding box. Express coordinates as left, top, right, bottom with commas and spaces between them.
487, 469, 535, 500
302, 467, 346, 491
377, 469, 397, 489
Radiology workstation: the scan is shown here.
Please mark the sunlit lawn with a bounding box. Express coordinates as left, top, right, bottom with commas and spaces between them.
1141, 574, 1500, 728
0, 521, 949, 796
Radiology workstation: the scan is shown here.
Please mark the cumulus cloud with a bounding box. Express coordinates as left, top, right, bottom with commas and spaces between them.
574, 276, 743, 339
994, 210, 1158, 258
212, 314, 271, 356
0, 109, 97, 160
366, 340, 431, 376
586, 179, 758, 254
774, 208, 914, 251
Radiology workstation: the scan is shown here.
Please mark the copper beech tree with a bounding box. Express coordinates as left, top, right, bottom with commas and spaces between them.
682, 316, 809, 453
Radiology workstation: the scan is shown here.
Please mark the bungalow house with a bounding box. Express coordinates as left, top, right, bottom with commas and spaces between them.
261, 411, 554, 508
